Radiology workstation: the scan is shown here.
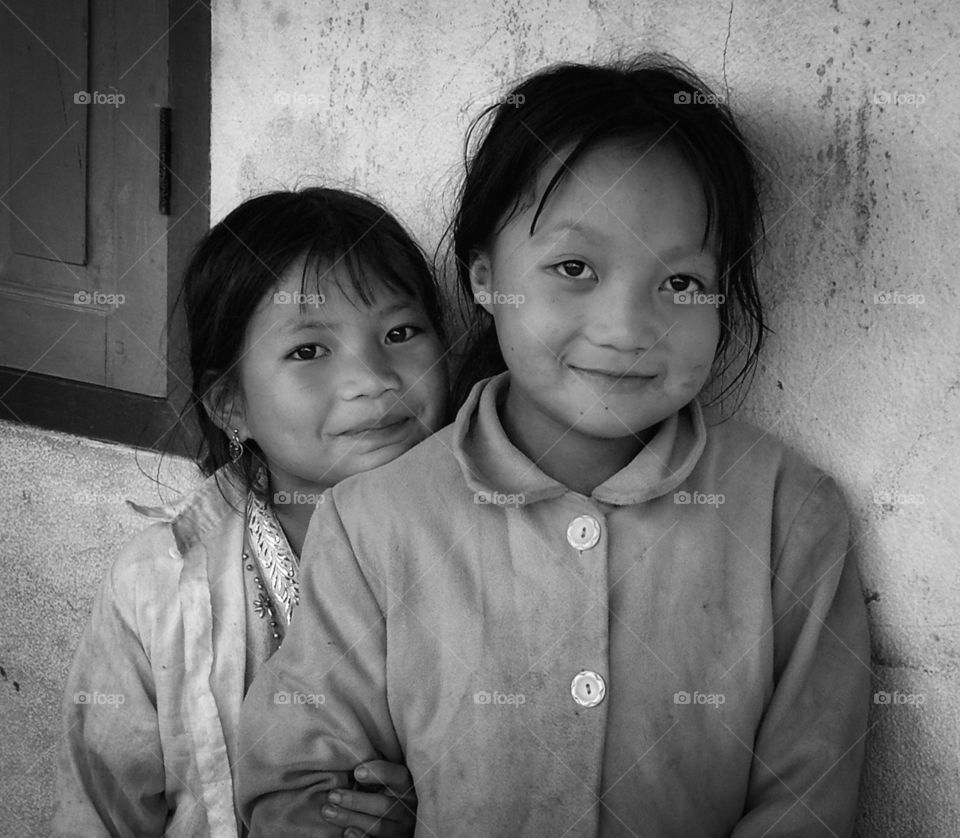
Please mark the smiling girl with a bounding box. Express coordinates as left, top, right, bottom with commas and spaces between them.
54, 188, 449, 837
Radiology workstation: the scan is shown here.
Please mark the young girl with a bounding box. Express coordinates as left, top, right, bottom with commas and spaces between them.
237, 58, 871, 837
54, 187, 449, 837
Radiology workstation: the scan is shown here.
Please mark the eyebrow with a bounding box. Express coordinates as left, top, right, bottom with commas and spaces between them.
537, 220, 612, 242
279, 301, 419, 335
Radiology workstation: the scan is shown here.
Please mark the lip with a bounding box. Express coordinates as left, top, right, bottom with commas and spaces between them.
336, 415, 414, 437
568, 365, 658, 381
567, 365, 660, 395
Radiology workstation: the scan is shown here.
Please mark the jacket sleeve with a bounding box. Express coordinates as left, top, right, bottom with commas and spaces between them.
237, 493, 403, 837
52, 538, 168, 837
732, 476, 871, 837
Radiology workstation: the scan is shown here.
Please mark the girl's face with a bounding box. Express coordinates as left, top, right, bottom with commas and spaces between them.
233, 260, 448, 497
470, 140, 720, 463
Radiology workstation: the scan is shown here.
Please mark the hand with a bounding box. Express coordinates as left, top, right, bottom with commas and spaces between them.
320, 759, 418, 838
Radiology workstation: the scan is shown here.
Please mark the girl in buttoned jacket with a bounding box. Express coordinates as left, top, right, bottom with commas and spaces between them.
53, 188, 450, 838
238, 57, 871, 838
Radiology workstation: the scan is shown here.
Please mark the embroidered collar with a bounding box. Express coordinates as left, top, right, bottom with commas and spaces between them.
245, 493, 300, 627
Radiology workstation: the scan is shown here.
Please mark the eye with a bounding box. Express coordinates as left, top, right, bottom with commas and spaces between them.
553, 260, 598, 281
385, 325, 423, 344
663, 275, 703, 293
287, 343, 329, 361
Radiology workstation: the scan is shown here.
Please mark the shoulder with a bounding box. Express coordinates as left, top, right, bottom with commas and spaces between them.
699, 415, 848, 560
101, 519, 180, 605
330, 425, 462, 513
74, 518, 184, 667
699, 415, 833, 498
697, 413, 845, 517
318, 427, 467, 577
99, 477, 244, 624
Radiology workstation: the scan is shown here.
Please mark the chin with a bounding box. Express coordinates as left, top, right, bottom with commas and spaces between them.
572, 404, 668, 438
361, 439, 419, 466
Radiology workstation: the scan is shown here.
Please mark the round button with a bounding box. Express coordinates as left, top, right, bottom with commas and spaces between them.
566, 515, 601, 550
571, 670, 606, 707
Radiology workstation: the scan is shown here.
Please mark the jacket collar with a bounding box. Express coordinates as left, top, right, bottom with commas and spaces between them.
451, 373, 706, 507
128, 468, 247, 555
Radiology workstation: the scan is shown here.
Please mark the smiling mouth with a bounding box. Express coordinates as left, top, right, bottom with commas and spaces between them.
338, 416, 412, 437
569, 365, 658, 381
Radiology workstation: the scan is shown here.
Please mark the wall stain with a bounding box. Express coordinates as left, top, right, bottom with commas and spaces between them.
852, 97, 874, 250
0, 664, 20, 693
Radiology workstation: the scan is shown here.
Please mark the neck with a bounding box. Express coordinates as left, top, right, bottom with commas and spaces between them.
271, 501, 315, 557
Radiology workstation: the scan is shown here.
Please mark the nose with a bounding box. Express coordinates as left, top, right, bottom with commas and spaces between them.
338, 341, 403, 400
585, 272, 665, 352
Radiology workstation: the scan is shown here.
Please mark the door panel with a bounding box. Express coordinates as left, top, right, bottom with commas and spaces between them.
7, 0, 88, 265
0, 0, 171, 396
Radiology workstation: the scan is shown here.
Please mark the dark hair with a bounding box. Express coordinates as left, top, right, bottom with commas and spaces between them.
180, 187, 445, 493
445, 54, 767, 413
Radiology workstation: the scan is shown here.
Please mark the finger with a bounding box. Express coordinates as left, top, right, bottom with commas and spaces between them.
321, 805, 379, 835
321, 800, 416, 837
354, 760, 414, 795
323, 770, 353, 790
326, 788, 417, 821
340, 814, 417, 838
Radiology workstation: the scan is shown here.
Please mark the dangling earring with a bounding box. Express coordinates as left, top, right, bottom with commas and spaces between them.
229, 429, 244, 463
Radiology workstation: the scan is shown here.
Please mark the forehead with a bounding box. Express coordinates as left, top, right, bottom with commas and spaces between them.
284, 254, 419, 305
523, 140, 711, 246
247, 259, 421, 335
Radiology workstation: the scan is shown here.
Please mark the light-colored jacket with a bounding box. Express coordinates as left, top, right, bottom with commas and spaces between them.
238, 372, 871, 837
54, 472, 253, 837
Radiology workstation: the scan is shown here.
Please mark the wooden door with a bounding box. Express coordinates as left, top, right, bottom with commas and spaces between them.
0, 0, 184, 397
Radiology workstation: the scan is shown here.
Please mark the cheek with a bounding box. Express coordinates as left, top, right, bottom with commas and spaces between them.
417, 366, 451, 422
493, 294, 568, 357
685, 307, 721, 359
407, 340, 447, 384
490, 252, 537, 295
268, 376, 333, 436
669, 312, 721, 387
392, 343, 448, 418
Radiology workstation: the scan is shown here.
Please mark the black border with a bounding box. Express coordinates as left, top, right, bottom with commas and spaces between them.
0, 366, 193, 455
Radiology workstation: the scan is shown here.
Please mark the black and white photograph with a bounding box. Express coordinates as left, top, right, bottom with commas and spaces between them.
0, 1, 956, 836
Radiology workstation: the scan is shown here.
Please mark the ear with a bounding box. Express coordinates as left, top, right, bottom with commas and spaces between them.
200, 370, 250, 441
468, 251, 496, 317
